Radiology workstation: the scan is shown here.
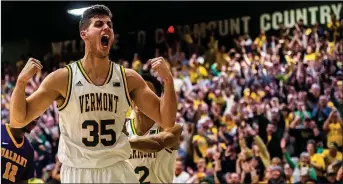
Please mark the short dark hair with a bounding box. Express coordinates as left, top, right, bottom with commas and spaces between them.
307, 139, 316, 146
79, 4, 112, 31
141, 74, 163, 97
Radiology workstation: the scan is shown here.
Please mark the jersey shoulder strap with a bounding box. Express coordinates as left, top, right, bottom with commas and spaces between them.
125, 118, 136, 137
57, 62, 74, 111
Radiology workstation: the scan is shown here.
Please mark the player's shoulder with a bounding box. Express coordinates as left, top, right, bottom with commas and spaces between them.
123, 68, 143, 84
41, 66, 70, 91
42, 67, 68, 83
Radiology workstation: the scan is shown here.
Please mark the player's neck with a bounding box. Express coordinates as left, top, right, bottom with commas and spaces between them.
81, 54, 110, 78
135, 112, 155, 136
9, 128, 24, 143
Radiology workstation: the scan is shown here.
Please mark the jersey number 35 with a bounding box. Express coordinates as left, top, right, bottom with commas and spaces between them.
82, 119, 116, 147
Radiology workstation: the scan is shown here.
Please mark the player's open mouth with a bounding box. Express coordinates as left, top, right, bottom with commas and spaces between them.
101, 35, 109, 48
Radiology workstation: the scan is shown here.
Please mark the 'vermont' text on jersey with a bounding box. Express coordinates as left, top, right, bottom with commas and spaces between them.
79, 93, 119, 113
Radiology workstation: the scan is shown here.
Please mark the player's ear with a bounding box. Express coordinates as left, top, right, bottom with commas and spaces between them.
80, 30, 87, 40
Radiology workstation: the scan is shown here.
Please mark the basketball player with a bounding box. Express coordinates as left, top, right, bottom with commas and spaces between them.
126, 74, 182, 183
10, 5, 177, 183
1, 120, 36, 183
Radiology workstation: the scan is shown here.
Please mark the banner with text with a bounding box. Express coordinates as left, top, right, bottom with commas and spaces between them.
50, 2, 341, 57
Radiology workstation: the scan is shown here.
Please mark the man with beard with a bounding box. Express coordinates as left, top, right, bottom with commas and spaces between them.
1, 120, 37, 183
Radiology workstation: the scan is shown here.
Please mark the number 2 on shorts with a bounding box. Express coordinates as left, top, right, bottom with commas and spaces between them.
135, 166, 150, 184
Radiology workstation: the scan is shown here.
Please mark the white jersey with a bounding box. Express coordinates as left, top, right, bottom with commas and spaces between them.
57, 60, 131, 168
126, 119, 177, 183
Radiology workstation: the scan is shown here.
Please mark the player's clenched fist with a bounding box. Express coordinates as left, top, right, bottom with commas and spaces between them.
149, 57, 172, 82
17, 58, 43, 83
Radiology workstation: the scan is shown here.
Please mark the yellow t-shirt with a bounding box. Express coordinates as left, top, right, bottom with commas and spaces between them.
254, 36, 266, 48
192, 135, 208, 163
208, 93, 225, 107
211, 127, 218, 135
221, 117, 237, 132
285, 113, 294, 129
328, 42, 335, 55
208, 93, 215, 101
132, 60, 142, 72
198, 66, 208, 77
327, 20, 341, 42
304, 52, 320, 62
285, 55, 297, 65
321, 149, 343, 166
267, 135, 272, 144
193, 100, 205, 110
28, 178, 45, 184
216, 52, 230, 69
327, 101, 335, 108
190, 66, 208, 84
310, 153, 326, 171
327, 122, 343, 147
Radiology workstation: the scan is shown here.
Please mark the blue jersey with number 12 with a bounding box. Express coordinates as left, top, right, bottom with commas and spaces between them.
1, 124, 34, 183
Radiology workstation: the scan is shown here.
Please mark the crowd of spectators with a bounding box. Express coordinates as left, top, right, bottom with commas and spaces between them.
1, 13, 343, 184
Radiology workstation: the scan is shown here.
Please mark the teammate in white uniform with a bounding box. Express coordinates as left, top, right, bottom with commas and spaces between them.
10, 5, 177, 183
125, 74, 182, 183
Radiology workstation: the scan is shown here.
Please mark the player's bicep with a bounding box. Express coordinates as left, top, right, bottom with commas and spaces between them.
26, 85, 59, 119
126, 69, 162, 124
132, 85, 161, 123
11, 69, 66, 127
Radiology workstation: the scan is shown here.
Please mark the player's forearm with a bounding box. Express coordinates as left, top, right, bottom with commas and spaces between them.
130, 136, 163, 152
10, 81, 28, 125
130, 132, 176, 152
160, 78, 177, 129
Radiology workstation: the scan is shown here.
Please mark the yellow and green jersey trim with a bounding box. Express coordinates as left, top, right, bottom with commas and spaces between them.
58, 64, 73, 111
76, 60, 113, 86
119, 65, 132, 107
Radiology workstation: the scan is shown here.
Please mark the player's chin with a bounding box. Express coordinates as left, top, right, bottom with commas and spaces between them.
99, 45, 110, 54
96, 51, 109, 59
101, 49, 110, 55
